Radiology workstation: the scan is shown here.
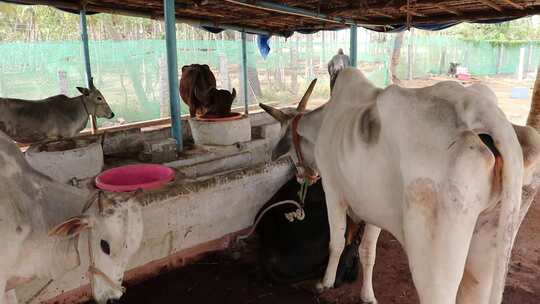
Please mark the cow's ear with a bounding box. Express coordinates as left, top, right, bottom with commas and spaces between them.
231, 88, 236, 100
49, 215, 92, 238
181, 65, 188, 73
77, 87, 91, 96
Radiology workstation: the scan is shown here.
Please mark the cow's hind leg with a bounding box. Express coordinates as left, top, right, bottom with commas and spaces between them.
5, 290, 17, 304
403, 199, 480, 304
405, 134, 496, 303
317, 182, 347, 291
0, 279, 6, 304
456, 211, 498, 304
359, 224, 381, 304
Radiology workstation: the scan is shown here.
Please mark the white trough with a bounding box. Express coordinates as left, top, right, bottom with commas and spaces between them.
188, 113, 251, 146
25, 139, 104, 184
14, 159, 293, 303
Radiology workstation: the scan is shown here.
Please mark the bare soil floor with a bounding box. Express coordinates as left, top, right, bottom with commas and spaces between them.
114, 192, 540, 304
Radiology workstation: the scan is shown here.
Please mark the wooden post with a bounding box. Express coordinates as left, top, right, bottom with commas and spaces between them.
58, 70, 68, 95
219, 53, 230, 91
158, 57, 170, 118
526, 66, 540, 131
517, 47, 526, 81
409, 29, 415, 80
496, 44, 504, 75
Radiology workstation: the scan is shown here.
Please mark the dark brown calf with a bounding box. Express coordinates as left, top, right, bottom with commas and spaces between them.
179, 64, 236, 118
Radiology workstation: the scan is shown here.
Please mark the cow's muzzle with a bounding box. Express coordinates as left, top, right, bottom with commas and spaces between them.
108, 112, 115, 119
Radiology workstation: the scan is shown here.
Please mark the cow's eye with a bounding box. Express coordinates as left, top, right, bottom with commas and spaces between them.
100, 239, 111, 255
97, 97, 103, 101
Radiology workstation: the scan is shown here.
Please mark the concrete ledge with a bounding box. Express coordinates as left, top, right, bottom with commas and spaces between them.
40, 228, 249, 304
15, 160, 293, 303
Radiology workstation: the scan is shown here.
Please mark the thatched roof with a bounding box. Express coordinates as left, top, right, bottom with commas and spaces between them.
3, 0, 540, 35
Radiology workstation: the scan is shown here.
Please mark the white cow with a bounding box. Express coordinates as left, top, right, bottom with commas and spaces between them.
0, 130, 143, 304
259, 67, 539, 304
356, 123, 540, 304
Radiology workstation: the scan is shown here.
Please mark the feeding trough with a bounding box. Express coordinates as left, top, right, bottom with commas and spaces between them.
25, 139, 103, 184
95, 163, 175, 192
189, 112, 251, 146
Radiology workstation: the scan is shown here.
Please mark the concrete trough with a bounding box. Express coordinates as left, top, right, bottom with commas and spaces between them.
188, 113, 251, 146
25, 139, 104, 184
14, 154, 292, 304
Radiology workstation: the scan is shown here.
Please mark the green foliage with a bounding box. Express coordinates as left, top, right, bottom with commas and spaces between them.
448, 18, 540, 44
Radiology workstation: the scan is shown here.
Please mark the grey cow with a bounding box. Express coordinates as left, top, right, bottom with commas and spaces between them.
0, 129, 143, 304
0, 84, 114, 143
327, 48, 351, 92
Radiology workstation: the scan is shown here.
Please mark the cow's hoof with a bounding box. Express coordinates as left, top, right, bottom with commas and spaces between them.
315, 281, 332, 293
361, 298, 378, 304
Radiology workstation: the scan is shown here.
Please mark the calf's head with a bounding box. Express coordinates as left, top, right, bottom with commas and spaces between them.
259, 79, 317, 180
77, 83, 115, 119
194, 87, 236, 116
50, 191, 143, 304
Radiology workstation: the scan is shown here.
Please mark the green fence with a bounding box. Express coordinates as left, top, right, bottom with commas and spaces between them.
1, 36, 538, 125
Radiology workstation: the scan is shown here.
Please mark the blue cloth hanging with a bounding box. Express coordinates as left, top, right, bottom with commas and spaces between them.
257, 34, 272, 59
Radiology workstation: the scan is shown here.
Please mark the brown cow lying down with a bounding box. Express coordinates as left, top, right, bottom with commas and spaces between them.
179, 64, 236, 118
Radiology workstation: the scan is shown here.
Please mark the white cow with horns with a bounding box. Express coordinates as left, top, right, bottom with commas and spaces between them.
0, 130, 143, 304
259, 67, 540, 304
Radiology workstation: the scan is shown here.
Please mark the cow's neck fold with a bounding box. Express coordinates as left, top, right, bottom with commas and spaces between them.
293, 105, 325, 173
75, 96, 93, 131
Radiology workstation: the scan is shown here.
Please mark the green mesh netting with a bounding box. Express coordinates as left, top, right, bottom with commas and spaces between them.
1, 35, 538, 125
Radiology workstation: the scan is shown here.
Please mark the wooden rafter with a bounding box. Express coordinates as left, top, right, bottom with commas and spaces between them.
368, 9, 394, 19
477, 0, 504, 12
400, 6, 427, 17
436, 4, 462, 15
500, 0, 525, 10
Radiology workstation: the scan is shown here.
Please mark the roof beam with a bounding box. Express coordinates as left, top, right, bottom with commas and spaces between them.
436, 4, 462, 16
500, 0, 524, 10
477, 0, 504, 12
369, 9, 394, 19
223, 0, 355, 25
364, 5, 540, 26
399, 6, 427, 17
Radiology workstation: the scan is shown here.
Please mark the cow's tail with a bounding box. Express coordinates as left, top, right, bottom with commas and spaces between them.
489, 123, 523, 304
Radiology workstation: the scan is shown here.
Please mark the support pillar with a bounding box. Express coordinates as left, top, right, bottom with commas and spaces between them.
164, 0, 183, 151
79, 9, 98, 134
241, 31, 249, 114
350, 24, 358, 67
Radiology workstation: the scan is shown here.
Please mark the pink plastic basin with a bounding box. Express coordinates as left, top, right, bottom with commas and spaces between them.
95, 164, 175, 192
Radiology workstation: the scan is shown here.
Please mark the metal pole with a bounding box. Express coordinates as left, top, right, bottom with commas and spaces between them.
79, 9, 97, 134
241, 30, 249, 114
350, 24, 358, 68
164, 0, 183, 151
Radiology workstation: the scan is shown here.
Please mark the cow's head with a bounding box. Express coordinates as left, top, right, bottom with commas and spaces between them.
259, 79, 317, 179
49, 191, 143, 304
77, 82, 115, 119
194, 87, 236, 116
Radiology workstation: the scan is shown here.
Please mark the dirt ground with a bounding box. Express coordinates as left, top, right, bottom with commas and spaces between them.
113, 191, 540, 304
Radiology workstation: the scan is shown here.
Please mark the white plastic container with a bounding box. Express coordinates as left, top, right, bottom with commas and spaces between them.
188, 113, 251, 146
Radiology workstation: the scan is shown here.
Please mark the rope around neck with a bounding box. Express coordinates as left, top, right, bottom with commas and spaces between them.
236, 200, 305, 242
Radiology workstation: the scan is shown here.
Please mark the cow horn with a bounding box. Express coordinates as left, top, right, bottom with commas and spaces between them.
297, 78, 317, 112
259, 103, 291, 123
